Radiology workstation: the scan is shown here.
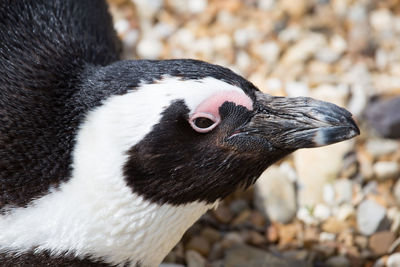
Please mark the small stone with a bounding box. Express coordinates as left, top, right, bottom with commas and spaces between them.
213, 34, 232, 52
297, 207, 318, 225
282, 34, 326, 65
220, 232, 244, 250
185, 250, 206, 267
334, 179, 353, 205
229, 199, 249, 216
254, 165, 297, 224
266, 224, 279, 243
315, 47, 340, 63
208, 243, 223, 261
224, 245, 309, 267
365, 139, 399, 158
357, 199, 386, 236
248, 230, 266, 246
233, 27, 257, 48
212, 204, 233, 224
365, 97, 400, 139
354, 235, 368, 249
319, 232, 336, 242
136, 37, 163, 59
282, 250, 309, 261
370, 9, 393, 32
295, 140, 354, 207
186, 236, 211, 256
323, 184, 336, 206
373, 161, 399, 180
280, 0, 308, 18
160, 264, 185, 267
393, 180, 400, 205
314, 204, 331, 222
133, 0, 163, 19
250, 211, 266, 229
330, 34, 347, 55
322, 217, 348, 234
336, 204, 355, 221
304, 227, 320, 244
252, 41, 281, 65
325, 255, 350, 267
187, 0, 207, 14
311, 83, 349, 107
201, 227, 221, 244
369, 231, 395, 255
387, 253, 400, 267
231, 209, 251, 226
285, 81, 309, 97
278, 223, 300, 247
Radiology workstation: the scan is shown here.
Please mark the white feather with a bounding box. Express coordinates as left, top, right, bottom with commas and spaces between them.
0, 77, 247, 266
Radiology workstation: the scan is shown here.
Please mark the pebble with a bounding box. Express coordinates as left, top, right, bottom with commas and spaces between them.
325, 255, 350, 267
322, 217, 348, 234
212, 204, 233, 224
201, 227, 221, 244
334, 179, 353, 205
220, 232, 244, 250
294, 140, 354, 207
320, 232, 336, 242
357, 199, 386, 236
373, 161, 399, 180
185, 250, 206, 267
365, 97, 400, 139
285, 81, 309, 97
266, 224, 279, 243
393, 180, 400, 205
282, 34, 326, 65
314, 204, 331, 222
160, 264, 185, 267
387, 253, 400, 267
336, 204, 355, 221
224, 244, 310, 267
136, 37, 163, 59
365, 139, 399, 158
370, 9, 393, 32
369, 231, 395, 255
253, 41, 281, 65
311, 83, 349, 107
254, 165, 297, 224
297, 207, 318, 225
186, 236, 211, 256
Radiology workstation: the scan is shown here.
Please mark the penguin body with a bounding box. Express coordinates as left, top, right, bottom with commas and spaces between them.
0, 1, 359, 266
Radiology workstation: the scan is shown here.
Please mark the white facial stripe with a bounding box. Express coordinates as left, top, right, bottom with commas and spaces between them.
0, 76, 241, 266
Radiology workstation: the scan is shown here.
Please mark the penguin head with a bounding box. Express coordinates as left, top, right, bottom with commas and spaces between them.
79, 59, 359, 206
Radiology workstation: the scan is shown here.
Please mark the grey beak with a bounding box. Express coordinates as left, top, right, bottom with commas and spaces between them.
243, 92, 360, 150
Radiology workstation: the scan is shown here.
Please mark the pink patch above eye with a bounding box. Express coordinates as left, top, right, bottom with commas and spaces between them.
194, 90, 253, 117
189, 90, 253, 133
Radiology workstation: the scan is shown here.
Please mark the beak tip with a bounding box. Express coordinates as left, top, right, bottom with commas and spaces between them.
313, 121, 360, 147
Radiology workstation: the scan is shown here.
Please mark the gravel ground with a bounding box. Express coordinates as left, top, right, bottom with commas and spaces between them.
107, 0, 400, 266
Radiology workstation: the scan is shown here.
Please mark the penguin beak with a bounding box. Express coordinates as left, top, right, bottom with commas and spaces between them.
237, 92, 360, 149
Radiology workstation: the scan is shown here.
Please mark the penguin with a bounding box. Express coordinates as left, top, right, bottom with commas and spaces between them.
0, 0, 359, 266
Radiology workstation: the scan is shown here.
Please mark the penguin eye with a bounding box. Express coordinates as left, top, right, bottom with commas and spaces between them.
194, 117, 214, 128
189, 112, 220, 133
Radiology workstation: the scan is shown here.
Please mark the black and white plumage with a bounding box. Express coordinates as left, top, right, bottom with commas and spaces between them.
0, 1, 359, 266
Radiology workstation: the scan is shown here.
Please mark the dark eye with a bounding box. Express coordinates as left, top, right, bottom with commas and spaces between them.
193, 117, 215, 129
189, 112, 220, 133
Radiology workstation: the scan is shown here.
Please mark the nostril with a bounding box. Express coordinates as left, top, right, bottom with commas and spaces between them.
189, 112, 220, 133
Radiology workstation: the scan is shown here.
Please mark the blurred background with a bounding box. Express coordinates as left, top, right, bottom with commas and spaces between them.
107, 0, 400, 266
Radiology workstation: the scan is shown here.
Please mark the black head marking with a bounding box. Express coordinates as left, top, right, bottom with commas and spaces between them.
123, 100, 291, 205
